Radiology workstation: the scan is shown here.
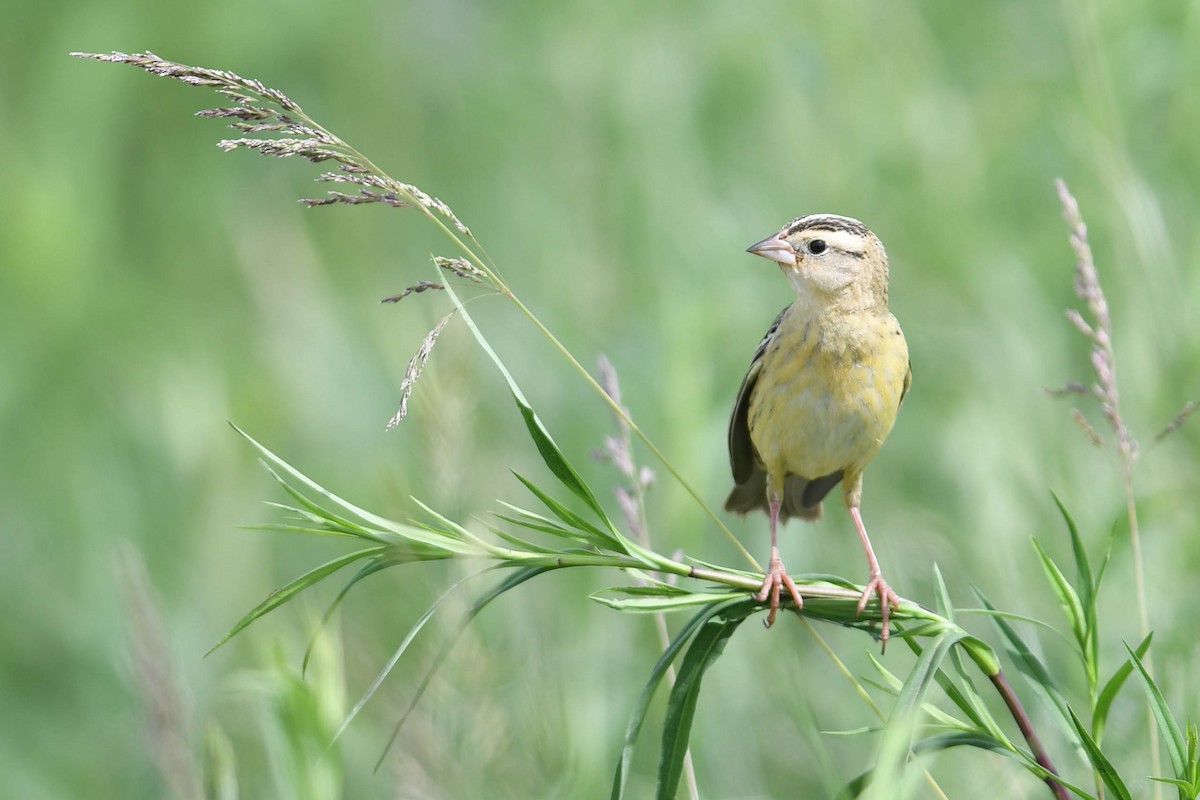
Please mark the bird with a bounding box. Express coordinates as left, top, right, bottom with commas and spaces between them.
725, 213, 910, 642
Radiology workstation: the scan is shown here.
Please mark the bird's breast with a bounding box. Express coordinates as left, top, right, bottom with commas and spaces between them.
747, 310, 908, 480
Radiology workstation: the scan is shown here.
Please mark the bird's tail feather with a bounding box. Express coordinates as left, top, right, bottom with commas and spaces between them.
724, 469, 830, 522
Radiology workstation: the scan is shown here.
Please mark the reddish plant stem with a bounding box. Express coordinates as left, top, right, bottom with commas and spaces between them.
990, 670, 1069, 800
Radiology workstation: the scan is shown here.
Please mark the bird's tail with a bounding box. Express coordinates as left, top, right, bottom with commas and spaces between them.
724, 470, 827, 522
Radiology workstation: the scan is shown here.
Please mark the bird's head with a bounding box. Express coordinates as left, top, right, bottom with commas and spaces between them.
746, 214, 889, 310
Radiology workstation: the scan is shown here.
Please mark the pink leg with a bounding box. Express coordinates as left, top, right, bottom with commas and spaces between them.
754, 495, 804, 626
848, 506, 900, 647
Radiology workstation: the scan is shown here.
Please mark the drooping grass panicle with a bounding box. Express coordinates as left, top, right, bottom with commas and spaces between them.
380, 280, 444, 304
434, 256, 485, 283
71, 51, 475, 242
387, 310, 455, 430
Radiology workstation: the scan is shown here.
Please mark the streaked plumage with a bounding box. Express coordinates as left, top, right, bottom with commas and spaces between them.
726, 213, 910, 641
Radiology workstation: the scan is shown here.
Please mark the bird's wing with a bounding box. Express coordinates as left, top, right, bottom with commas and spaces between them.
728, 306, 788, 483
899, 360, 912, 410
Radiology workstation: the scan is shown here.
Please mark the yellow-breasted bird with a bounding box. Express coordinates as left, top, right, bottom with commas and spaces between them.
726, 213, 910, 642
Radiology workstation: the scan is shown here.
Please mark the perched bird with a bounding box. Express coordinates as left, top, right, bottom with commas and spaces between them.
726, 213, 910, 641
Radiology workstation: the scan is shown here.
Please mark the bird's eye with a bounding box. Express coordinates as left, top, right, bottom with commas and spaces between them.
807, 239, 827, 255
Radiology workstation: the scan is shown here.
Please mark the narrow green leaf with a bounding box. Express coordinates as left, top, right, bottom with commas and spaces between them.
1030, 538, 1087, 652
512, 393, 608, 520
303, 558, 395, 676
1093, 632, 1152, 742
910, 734, 1097, 799
863, 630, 967, 800
512, 472, 620, 549
376, 566, 550, 769
438, 280, 617, 528
259, 464, 388, 542
481, 519, 562, 553
657, 607, 751, 799
1124, 642, 1187, 778
921, 568, 1002, 735
1051, 492, 1093, 614
931, 563, 954, 621
592, 588, 743, 613
334, 566, 491, 744
1068, 706, 1132, 800
494, 502, 589, 539
208, 546, 387, 654
611, 598, 751, 800
973, 587, 1083, 753
1149, 777, 1194, 790
911, 731, 1015, 757
233, 424, 424, 540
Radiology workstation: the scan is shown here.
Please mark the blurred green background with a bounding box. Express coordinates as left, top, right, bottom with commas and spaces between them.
3, 0, 1199, 797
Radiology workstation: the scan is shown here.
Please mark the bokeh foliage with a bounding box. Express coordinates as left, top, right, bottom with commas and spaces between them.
3, 0, 1198, 797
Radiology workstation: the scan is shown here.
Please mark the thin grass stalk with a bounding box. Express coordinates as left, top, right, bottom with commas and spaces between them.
1055, 178, 1159, 791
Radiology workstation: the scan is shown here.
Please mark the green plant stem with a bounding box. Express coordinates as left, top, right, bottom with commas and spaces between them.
1121, 456, 1160, 796
374, 165, 762, 573
210, 75, 763, 574
500, 288, 761, 571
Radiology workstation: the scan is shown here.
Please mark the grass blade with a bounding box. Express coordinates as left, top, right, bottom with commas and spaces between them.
1051, 492, 1094, 613
303, 558, 395, 676
1068, 706, 1132, 800
1124, 641, 1186, 778
208, 546, 387, 654
1030, 538, 1086, 643
334, 566, 491, 744
611, 598, 751, 800
863, 630, 966, 799
1093, 632, 1152, 742
375, 566, 550, 769
973, 587, 1082, 753
656, 605, 751, 799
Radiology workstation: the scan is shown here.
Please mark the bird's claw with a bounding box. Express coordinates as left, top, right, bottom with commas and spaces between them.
856, 571, 901, 648
754, 551, 804, 627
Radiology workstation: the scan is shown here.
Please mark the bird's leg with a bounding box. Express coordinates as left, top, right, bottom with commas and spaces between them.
848, 505, 900, 647
754, 495, 804, 627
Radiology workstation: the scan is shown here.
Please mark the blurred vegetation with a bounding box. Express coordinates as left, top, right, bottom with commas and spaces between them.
3, 0, 1198, 797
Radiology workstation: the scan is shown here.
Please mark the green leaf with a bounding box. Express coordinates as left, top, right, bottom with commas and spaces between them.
1030, 538, 1089, 674
1124, 642, 1187, 779
208, 546, 387, 654
376, 566, 550, 768
611, 598, 752, 800
973, 587, 1083, 754
916, 569, 1001, 735
438, 280, 614, 527
512, 391, 610, 523
233, 424, 424, 542
1068, 706, 1132, 800
333, 566, 492, 744
591, 588, 742, 613
931, 563, 955, 622
862, 630, 967, 800
657, 606, 751, 799
303, 558, 395, 676
911, 734, 1097, 799
512, 472, 620, 549
1051, 493, 1094, 616
1093, 632, 1152, 742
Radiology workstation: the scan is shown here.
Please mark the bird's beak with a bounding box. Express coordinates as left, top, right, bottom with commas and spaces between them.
746, 232, 797, 267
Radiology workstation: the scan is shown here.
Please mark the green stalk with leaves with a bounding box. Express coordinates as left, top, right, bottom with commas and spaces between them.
74, 51, 1198, 800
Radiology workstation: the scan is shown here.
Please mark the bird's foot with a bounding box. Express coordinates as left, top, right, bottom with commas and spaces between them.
754, 549, 804, 627
856, 571, 901, 649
